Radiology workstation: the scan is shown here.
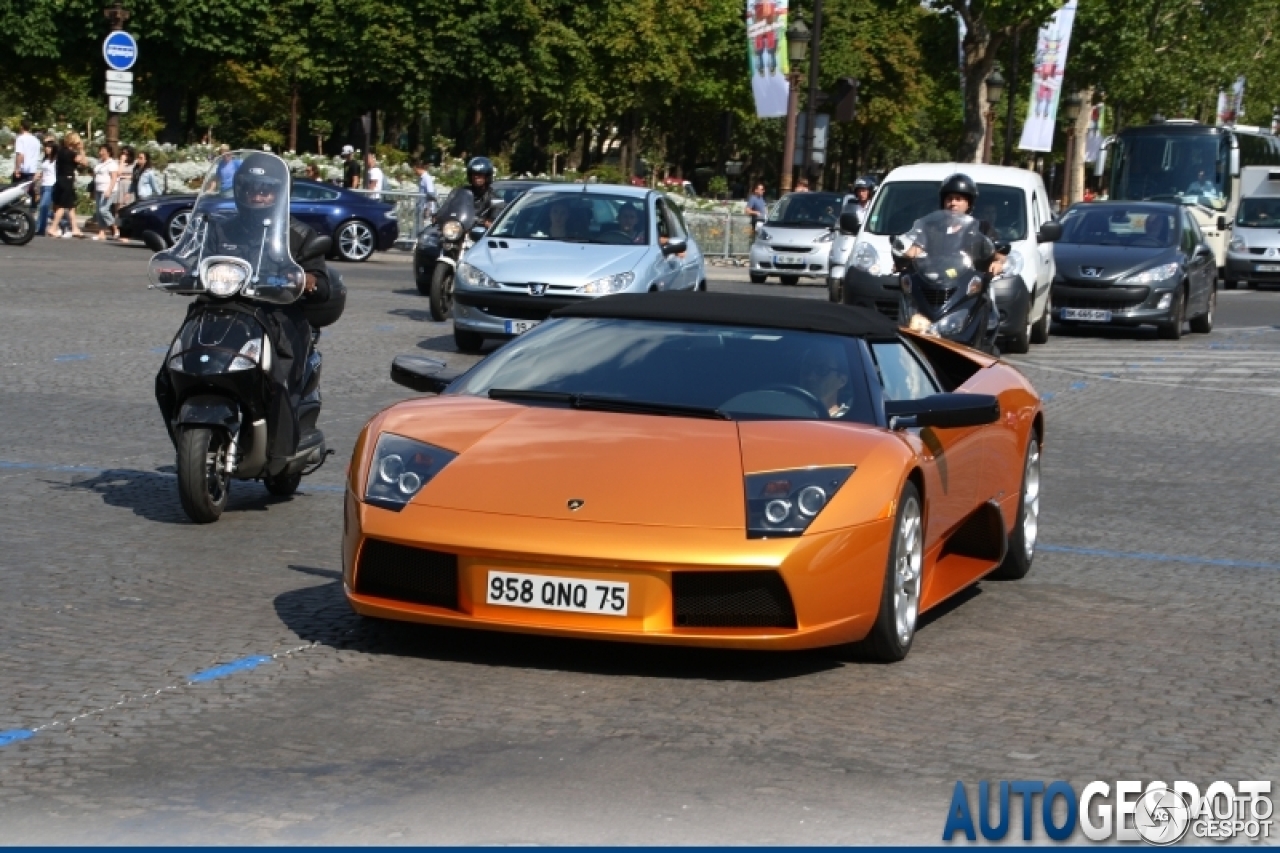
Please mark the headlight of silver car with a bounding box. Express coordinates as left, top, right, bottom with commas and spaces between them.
851, 242, 881, 275
745, 467, 854, 538
816, 230, 836, 243
364, 433, 458, 512
1229, 237, 1246, 252
441, 220, 464, 241
577, 271, 635, 294
1120, 262, 1179, 286
457, 261, 497, 289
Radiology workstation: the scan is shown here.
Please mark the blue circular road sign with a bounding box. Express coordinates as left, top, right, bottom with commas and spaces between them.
102, 31, 138, 71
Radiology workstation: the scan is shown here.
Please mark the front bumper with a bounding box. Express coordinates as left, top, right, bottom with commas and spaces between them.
454, 289, 587, 336
841, 266, 902, 318
343, 492, 892, 650
749, 242, 833, 280
1227, 253, 1280, 284
1051, 281, 1179, 326
991, 275, 1031, 337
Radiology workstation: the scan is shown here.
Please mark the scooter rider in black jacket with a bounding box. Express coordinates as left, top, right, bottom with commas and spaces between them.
155, 153, 332, 462
464, 156, 498, 226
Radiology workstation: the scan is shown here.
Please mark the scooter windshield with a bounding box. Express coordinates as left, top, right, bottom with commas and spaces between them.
148, 150, 304, 305
438, 188, 477, 229
897, 210, 994, 284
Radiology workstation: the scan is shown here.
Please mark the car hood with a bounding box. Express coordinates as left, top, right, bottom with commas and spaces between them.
1233, 225, 1280, 249
1053, 243, 1177, 283
466, 241, 649, 286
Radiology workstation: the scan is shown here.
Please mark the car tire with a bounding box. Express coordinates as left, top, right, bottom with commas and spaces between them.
1157, 287, 1186, 340
166, 208, 192, 247
1190, 286, 1215, 334
779, 275, 800, 286
176, 426, 230, 524
1247, 280, 1259, 290
991, 433, 1041, 581
749, 272, 767, 284
857, 481, 924, 663
1004, 319, 1031, 354
1029, 297, 1051, 345
334, 219, 375, 262
696, 279, 708, 292
453, 327, 484, 353
827, 276, 843, 303
1224, 279, 1238, 290
0, 209, 35, 245
428, 264, 454, 321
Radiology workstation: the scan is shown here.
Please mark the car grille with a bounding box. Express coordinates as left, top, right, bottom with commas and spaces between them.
1053, 283, 1150, 311
672, 571, 797, 629
769, 245, 812, 254
474, 302, 549, 321
354, 539, 459, 610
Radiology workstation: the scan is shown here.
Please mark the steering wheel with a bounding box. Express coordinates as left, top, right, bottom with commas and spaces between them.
759, 384, 828, 419
595, 229, 632, 245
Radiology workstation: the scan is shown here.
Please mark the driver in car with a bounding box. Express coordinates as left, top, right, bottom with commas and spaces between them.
799, 347, 851, 418
614, 204, 645, 244
1187, 170, 1218, 197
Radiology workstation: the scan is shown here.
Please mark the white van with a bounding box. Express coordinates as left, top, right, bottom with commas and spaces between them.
840, 163, 1061, 353
1226, 167, 1280, 289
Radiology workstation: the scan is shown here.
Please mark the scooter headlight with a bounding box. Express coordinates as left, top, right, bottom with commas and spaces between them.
441, 220, 464, 242
745, 466, 855, 538
930, 309, 971, 337
203, 260, 250, 297
364, 433, 458, 511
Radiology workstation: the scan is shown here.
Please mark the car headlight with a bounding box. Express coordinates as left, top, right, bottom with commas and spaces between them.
203, 260, 250, 297
745, 466, 854, 538
441, 220, 464, 241
384, 208, 398, 220
1229, 237, 1246, 252
457, 261, 497, 289
852, 242, 881, 275
998, 248, 1024, 281
1120, 262, 1180, 285
816, 230, 836, 243
930, 309, 970, 337
577, 271, 635, 294
145, 205, 158, 212
364, 433, 458, 512
228, 337, 270, 372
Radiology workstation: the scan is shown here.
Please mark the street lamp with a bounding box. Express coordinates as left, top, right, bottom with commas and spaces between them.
982, 70, 1005, 164
1060, 93, 1084, 208
780, 19, 809, 193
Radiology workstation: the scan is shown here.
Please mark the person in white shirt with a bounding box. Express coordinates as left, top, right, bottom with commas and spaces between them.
12, 120, 41, 200
365, 154, 385, 200
91, 144, 120, 241
35, 137, 59, 236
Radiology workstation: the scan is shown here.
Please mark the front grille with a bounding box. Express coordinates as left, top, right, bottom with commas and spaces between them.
354, 539, 459, 610
475, 302, 551, 321
770, 245, 812, 254
1058, 296, 1147, 311
1053, 284, 1150, 311
673, 571, 797, 628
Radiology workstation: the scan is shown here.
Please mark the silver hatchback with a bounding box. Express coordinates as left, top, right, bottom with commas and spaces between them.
451, 185, 705, 352
749, 191, 847, 284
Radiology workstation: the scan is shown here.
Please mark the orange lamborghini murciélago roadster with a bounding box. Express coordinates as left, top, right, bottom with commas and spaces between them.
343, 292, 1043, 661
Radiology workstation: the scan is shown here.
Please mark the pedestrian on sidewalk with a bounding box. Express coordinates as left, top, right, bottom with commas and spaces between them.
133, 150, 163, 201
109, 145, 134, 239
746, 182, 768, 234
50, 131, 86, 239
413, 160, 437, 219
341, 145, 361, 189
35, 137, 58, 236
91, 143, 120, 240
366, 154, 384, 199
12, 120, 40, 196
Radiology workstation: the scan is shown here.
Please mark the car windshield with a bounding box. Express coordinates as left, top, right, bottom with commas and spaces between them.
1109, 132, 1227, 209
448, 318, 875, 423
489, 191, 650, 245
1059, 205, 1178, 248
1236, 198, 1280, 228
865, 180, 1028, 241
767, 192, 844, 227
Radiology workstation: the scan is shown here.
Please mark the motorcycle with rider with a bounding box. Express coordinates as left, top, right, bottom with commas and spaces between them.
149, 150, 345, 523
420, 156, 503, 321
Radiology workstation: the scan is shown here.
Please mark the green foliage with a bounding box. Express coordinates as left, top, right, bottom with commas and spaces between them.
587, 164, 626, 185
707, 175, 730, 198
121, 102, 165, 143
375, 143, 409, 168
245, 127, 285, 150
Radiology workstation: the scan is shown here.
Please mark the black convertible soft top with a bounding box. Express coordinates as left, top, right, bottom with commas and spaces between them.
552, 291, 902, 339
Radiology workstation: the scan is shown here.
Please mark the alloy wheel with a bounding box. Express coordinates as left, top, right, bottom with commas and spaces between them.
1022, 444, 1041, 560
893, 495, 924, 646
338, 221, 374, 261
167, 210, 191, 246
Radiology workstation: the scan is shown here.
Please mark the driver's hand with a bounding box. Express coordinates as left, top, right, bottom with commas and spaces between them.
304, 273, 317, 294
907, 314, 932, 333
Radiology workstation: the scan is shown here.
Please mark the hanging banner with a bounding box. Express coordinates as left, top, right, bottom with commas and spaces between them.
1084, 102, 1105, 164
1217, 76, 1245, 125
1017, 0, 1078, 153
747, 0, 790, 118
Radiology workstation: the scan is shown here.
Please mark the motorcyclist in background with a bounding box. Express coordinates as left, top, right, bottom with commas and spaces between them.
848, 177, 875, 227
155, 152, 332, 462
464, 156, 497, 226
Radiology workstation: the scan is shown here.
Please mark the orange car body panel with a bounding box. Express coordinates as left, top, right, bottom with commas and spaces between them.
342, 340, 1043, 650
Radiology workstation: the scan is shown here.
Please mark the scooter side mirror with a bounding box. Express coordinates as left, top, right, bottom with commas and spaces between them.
141, 230, 168, 252
390, 355, 460, 394
298, 233, 331, 262
838, 211, 861, 235
1036, 221, 1063, 244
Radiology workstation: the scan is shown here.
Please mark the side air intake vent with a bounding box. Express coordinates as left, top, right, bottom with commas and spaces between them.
673, 571, 797, 628
355, 539, 459, 610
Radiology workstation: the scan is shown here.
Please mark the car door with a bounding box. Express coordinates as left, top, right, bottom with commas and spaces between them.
290, 182, 331, 234
1182, 211, 1213, 311
665, 200, 702, 289
650, 197, 682, 291
869, 338, 983, 545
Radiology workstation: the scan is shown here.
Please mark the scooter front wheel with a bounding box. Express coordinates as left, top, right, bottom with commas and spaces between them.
177, 426, 230, 523
429, 263, 455, 321
0, 209, 35, 246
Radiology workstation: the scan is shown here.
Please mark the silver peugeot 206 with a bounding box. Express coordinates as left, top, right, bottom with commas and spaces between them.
451, 185, 706, 352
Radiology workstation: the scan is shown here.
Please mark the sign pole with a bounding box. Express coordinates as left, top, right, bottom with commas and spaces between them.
103, 3, 131, 152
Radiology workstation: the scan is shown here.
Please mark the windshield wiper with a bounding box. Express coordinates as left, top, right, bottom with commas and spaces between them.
488, 389, 728, 419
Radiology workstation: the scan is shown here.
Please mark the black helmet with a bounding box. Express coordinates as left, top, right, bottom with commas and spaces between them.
939, 173, 979, 209
853, 177, 875, 192
233, 152, 284, 215
466, 156, 495, 188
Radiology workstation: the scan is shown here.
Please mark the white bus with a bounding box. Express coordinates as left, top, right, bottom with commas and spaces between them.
1096, 120, 1280, 272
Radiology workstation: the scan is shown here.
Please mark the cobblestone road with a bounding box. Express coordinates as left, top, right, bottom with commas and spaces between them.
2, 242, 1278, 843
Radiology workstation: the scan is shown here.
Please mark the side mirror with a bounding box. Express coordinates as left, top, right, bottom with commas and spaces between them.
489, 199, 506, 218
298, 233, 331, 262
390, 355, 458, 394
1217, 216, 1227, 231
885, 393, 1000, 430
838, 211, 862, 235
661, 237, 688, 256
141, 230, 168, 252
1037, 221, 1063, 244
468, 225, 488, 242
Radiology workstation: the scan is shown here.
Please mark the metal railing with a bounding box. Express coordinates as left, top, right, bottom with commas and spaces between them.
684, 208, 755, 258
348, 188, 434, 249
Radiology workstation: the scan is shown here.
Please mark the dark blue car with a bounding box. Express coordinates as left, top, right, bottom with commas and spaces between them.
118, 178, 399, 262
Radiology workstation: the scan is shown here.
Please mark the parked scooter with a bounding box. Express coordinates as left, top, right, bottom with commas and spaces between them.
890, 209, 1002, 354
0, 181, 36, 246
148, 151, 344, 523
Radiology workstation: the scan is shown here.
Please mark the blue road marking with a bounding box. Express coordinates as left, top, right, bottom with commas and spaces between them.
189, 655, 273, 683
0, 729, 34, 748
1069, 381, 1087, 391
1042, 544, 1280, 571
374, 324, 395, 332
1040, 393, 1055, 402
150, 346, 170, 354
53, 353, 90, 362
1100, 372, 1116, 379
